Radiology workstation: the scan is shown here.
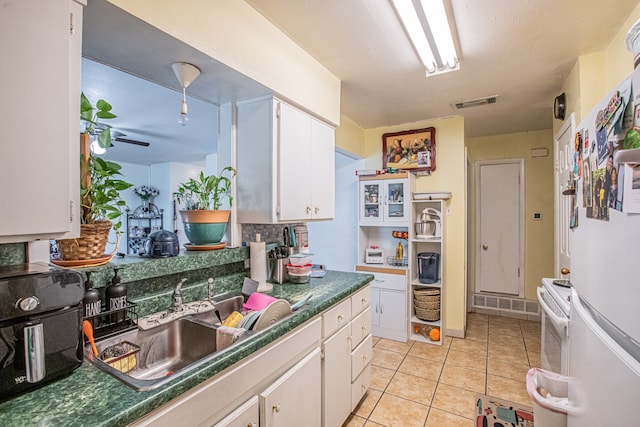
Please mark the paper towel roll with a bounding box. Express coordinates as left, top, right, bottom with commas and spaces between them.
250, 234, 272, 292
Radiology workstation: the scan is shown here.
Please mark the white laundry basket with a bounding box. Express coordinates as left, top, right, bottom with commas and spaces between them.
526, 368, 568, 427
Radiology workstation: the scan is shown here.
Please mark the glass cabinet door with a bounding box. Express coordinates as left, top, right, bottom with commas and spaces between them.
384, 179, 408, 222
360, 181, 382, 223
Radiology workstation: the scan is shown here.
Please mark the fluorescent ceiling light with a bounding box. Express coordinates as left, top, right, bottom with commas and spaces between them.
391, 0, 459, 76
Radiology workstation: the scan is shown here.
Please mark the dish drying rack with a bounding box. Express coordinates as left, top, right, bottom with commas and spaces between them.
84, 301, 138, 342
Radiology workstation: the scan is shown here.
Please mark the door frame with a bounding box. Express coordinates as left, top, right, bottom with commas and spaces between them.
553, 114, 575, 278
474, 158, 525, 297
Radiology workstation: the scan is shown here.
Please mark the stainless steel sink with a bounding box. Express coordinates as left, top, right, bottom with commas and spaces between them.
85, 293, 309, 391
86, 317, 221, 390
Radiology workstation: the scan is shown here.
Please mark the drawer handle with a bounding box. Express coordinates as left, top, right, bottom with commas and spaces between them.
361, 384, 367, 391
338, 314, 344, 321
361, 325, 367, 332
362, 355, 368, 361
347, 335, 352, 341
361, 298, 367, 304
273, 404, 281, 413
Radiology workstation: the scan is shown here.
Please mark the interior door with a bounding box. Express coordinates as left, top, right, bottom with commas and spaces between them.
476, 160, 523, 296
554, 115, 574, 279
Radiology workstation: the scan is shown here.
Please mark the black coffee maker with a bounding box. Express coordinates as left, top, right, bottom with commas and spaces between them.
417, 252, 440, 284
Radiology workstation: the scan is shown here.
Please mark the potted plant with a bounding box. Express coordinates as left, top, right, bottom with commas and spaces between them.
56, 94, 132, 261
173, 167, 235, 245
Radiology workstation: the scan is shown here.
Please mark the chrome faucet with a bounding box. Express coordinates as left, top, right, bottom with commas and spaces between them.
171, 278, 187, 312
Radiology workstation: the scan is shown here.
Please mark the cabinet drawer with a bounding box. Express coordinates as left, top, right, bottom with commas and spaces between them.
213, 396, 258, 427
351, 307, 372, 350
351, 334, 372, 381
323, 299, 351, 338
370, 272, 406, 292
351, 363, 371, 411
351, 285, 371, 316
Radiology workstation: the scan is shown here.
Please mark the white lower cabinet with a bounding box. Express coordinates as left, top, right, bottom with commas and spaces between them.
213, 396, 258, 427
358, 269, 407, 342
322, 323, 352, 427
130, 319, 321, 427
322, 285, 372, 427
260, 348, 321, 427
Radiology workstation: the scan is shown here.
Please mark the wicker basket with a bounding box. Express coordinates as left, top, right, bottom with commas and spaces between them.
413, 287, 441, 296
415, 306, 440, 321
414, 293, 441, 303
414, 299, 440, 310
57, 221, 112, 260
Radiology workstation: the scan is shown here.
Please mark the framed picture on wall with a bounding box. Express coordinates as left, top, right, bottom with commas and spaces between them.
382, 127, 436, 173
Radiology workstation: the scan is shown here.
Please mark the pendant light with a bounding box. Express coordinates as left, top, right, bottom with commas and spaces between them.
171, 62, 201, 126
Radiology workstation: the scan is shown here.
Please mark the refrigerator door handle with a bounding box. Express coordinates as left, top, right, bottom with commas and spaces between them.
537, 287, 568, 329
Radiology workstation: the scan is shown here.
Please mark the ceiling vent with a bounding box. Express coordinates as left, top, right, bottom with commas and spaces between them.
454, 95, 498, 109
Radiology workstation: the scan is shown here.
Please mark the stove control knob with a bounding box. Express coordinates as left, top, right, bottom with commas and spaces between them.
16, 296, 40, 312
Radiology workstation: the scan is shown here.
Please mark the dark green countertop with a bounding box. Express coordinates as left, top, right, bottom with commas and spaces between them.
0, 270, 373, 427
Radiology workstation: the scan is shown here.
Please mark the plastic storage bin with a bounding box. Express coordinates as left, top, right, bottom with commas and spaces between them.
289, 253, 313, 266
526, 368, 569, 427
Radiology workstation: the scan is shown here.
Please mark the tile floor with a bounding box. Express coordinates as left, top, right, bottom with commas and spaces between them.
344, 312, 541, 427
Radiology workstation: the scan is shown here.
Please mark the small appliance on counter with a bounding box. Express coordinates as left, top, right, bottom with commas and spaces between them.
144, 230, 180, 257
415, 208, 441, 239
417, 252, 440, 284
0, 263, 84, 402
365, 246, 384, 264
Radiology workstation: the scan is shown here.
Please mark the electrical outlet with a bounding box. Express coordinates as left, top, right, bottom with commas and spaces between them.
244, 259, 251, 269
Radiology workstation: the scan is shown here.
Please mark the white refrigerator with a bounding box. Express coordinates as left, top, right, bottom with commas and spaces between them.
567, 68, 640, 425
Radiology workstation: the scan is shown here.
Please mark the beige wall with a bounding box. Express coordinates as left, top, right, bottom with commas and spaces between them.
335, 115, 366, 158
108, 0, 341, 126
554, 2, 640, 135
466, 130, 555, 300
362, 116, 468, 334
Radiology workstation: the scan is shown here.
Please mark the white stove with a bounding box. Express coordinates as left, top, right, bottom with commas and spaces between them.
538, 278, 572, 374
541, 277, 571, 317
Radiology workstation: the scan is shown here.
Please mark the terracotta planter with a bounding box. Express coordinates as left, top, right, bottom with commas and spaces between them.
179, 210, 230, 245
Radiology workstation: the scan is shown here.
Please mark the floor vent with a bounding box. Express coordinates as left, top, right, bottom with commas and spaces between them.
472, 293, 539, 317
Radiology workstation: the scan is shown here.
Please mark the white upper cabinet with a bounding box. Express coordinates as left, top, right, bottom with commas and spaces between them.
0, 0, 84, 243
236, 97, 335, 224
359, 175, 410, 225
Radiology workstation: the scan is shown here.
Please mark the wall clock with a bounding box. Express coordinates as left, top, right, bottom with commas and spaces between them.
554, 93, 566, 120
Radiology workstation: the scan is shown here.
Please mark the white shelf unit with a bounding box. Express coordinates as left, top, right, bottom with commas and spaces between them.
408, 198, 445, 345
356, 173, 413, 342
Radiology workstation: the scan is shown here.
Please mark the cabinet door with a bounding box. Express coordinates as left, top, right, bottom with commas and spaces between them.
310, 118, 335, 220
360, 181, 383, 223
278, 101, 313, 221
260, 347, 321, 427
0, 0, 78, 242
213, 396, 259, 427
383, 179, 409, 223
379, 290, 407, 332
370, 288, 381, 327
322, 323, 352, 427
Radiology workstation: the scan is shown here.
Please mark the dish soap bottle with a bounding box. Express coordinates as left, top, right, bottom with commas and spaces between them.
105, 267, 127, 323
395, 241, 404, 262
83, 271, 101, 327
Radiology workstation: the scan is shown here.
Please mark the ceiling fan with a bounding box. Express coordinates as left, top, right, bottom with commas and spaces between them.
92, 123, 150, 148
